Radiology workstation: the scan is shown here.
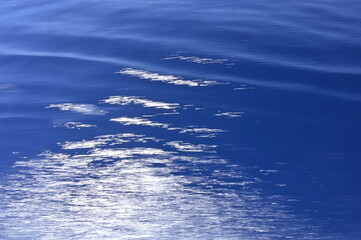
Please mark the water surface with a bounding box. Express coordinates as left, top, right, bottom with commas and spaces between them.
1, 0, 361, 239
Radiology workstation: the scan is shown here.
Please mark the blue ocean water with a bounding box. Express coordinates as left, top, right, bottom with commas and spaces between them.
1, 0, 361, 239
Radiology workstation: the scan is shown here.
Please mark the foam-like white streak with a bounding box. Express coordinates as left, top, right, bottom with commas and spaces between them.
110, 117, 170, 128
109, 118, 226, 138
80, 147, 172, 159
101, 96, 180, 109
214, 112, 244, 118
54, 121, 97, 129
116, 68, 218, 87
46, 103, 107, 115
180, 127, 226, 138
163, 55, 228, 64
156, 112, 180, 116
61, 139, 107, 149
60, 133, 159, 149
234, 87, 254, 90
96, 133, 160, 144
165, 141, 217, 153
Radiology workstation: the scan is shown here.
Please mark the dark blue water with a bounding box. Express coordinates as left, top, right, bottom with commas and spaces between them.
1, 0, 361, 239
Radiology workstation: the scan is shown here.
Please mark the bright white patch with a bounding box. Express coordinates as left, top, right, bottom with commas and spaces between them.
110, 117, 170, 128
116, 68, 219, 87
97, 133, 159, 144
163, 55, 228, 64
260, 170, 279, 175
61, 140, 108, 149
77, 147, 172, 159
1, 146, 309, 239
1, 128, 313, 239
54, 121, 97, 129
60, 133, 159, 149
109, 118, 224, 137
180, 127, 226, 138
101, 96, 180, 109
234, 87, 254, 90
165, 141, 217, 153
156, 112, 180, 116
46, 103, 107, 115
214, 112, 244, 118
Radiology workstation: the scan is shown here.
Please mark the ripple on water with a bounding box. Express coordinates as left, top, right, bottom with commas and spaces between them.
116, 68, 220, 87
110, 116, 171, 128
54, 121, 97, 129
1, 131, 319, 239
162, 54, 228, 64
101, 96, 180, 109
2, 0, 358, 238
46, 103, 107, 115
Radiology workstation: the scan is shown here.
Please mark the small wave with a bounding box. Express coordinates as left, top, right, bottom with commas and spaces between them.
101, 96, 180, 109
54, 121, 97, 129
116, 68, 219, 87
214, 112, 244, 118
60, 139, 107, 150
75, 147, 172, 159
179, 127, 226, 138
110, 117, 170, 128
165, 141, 217, 153
60, 133, 159, 150
46, 103, 107, 115
162, 54, 228, 64
234, 87, 254, 90
110, 117, 227, 138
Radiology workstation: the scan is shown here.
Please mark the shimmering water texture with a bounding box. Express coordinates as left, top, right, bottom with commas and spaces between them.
1, 0, 361, 239
2, 135, 310, 239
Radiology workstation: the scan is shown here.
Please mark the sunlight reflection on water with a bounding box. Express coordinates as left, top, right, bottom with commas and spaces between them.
1, 131, 316, 239
1, 0, 361, 239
